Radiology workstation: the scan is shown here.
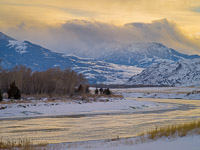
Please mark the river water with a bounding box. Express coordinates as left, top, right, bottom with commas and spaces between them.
0, 98, 199, 144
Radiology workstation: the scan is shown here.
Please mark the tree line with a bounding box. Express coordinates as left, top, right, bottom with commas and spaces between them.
0, 66, 88, 99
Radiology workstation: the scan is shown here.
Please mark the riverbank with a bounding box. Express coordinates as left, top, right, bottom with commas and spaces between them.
0, 87, 199, 149
38, 120, 200, 150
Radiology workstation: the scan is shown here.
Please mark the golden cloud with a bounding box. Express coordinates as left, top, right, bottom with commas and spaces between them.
0, 0, 200, 54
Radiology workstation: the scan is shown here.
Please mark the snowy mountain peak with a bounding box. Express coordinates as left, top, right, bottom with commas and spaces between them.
0, 32, 143, 84
95, 42, 200, 68
1, 32, 200, 85
129, 58, 200, 86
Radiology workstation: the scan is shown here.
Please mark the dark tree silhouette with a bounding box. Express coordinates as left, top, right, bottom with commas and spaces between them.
95, 88, 99, 94
103, 88, 111, 95
99, 88, 103, 94
0, 90, 2, 102
7, 82, 21, 99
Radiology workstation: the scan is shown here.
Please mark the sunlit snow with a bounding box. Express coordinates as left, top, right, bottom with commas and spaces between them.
7, 40, 27, 54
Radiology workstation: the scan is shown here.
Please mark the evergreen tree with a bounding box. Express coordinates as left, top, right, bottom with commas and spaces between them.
95, 88, 99, 94
99, 88, 103, 94
104, 88, 111, 95
7, 82, 21, 99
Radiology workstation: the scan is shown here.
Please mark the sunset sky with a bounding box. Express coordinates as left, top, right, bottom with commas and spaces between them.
1, 0, 200, 54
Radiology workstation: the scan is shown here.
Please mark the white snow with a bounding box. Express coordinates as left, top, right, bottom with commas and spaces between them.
1, 87, 199, 150
1, 87, 198, 119
112, 87, 200, 100
0, 98, 170, 119
7, 40, 27, 54
63, 54, 94, 60
54, 64, 60, 67
72, 61, 143, 84
129, 58, 200, 86
45, 135, 200, 150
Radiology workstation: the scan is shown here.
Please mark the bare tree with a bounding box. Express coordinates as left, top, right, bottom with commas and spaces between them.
0, 66, 88, 96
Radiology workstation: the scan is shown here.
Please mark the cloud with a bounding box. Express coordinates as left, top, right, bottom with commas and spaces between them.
124, 19, 200, 54
2, 19, 200, 57
1, 0, 200, 36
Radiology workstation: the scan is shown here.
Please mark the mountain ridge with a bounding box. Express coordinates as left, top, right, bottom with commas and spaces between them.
94, 42, 200, 67
1, 32, 200, 85
0, 32, 143, 84
129, 58, 200, 86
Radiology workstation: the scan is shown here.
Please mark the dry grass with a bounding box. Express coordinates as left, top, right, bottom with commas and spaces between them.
0, 138, 47, 150
139, 120, 200, 141
119, 120, 200, 147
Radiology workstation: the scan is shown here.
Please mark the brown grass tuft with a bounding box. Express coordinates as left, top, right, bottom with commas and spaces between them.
140, 120, 200, 141
0, 138, 47, 150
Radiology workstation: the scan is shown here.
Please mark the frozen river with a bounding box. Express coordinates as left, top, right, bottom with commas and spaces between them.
0, 97, 200, 144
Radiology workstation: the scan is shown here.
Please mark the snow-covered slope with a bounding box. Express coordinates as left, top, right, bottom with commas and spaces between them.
95, 42, 200, 68
0, 32, 143, 84
129, 58, 200, 86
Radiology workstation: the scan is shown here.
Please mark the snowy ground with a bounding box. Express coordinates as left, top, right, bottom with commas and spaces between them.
45, 135, 200, 150
0, 96, 172, 119
1, 87, 198, 120
111, 86, 200, 100
0, 86, 199, 150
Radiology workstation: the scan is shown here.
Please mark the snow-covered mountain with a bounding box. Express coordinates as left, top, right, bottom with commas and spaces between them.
129, 58, 200, 86
0, 32, 143, 84
95, 43, 200, 68
1, 32, 200, 85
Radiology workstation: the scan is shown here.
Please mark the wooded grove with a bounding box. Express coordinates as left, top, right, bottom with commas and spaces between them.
0, 66, 88, 96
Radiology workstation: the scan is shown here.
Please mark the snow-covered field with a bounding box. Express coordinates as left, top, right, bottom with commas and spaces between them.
2, 87, 196, 119
46, 135, 200, 150
112, 86, 200, 100
0, 96, 171, 119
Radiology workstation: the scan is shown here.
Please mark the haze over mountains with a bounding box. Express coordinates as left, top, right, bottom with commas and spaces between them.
0, 31, 200, 85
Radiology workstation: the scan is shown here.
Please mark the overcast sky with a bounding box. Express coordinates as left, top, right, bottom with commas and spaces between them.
1, 0, 200, 55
